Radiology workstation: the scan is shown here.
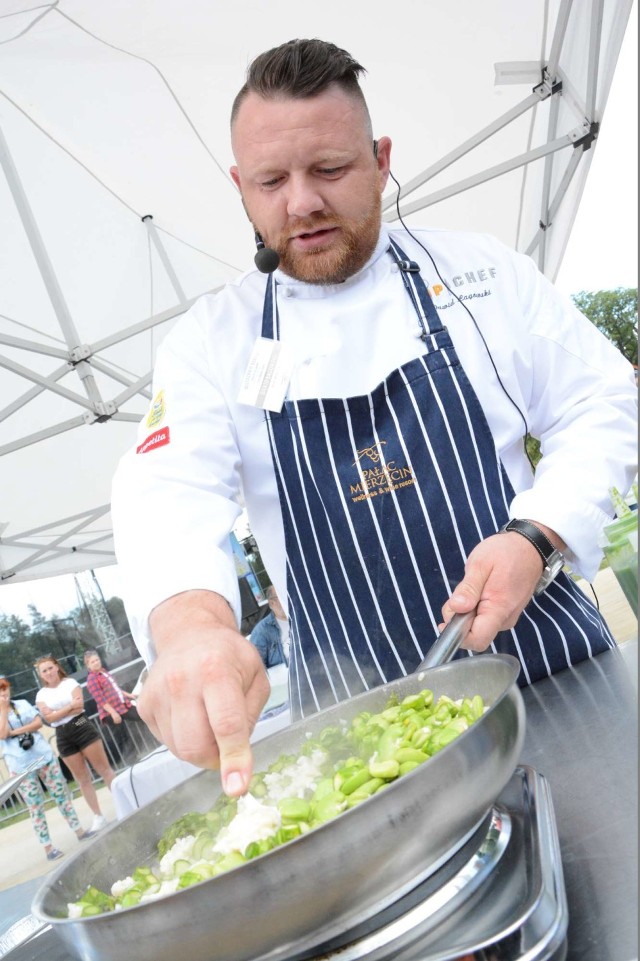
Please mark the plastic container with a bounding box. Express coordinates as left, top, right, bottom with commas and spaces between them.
600, 512, 638, 617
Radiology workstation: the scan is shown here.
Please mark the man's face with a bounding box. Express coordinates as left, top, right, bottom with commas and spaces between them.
230, 85, 391, 284
268, 593, 286, 620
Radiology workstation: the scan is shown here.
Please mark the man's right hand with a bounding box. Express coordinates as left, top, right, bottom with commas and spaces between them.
140, 590, 270, 797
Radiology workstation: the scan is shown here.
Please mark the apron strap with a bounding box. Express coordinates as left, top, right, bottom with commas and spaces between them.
387, 238, 447, 342
261, 274, 279, 340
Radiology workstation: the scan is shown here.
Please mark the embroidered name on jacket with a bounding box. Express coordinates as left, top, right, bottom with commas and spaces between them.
431, 265, 497, 310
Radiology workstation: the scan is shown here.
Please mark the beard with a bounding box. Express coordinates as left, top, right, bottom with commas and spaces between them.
270, 187, 382, 285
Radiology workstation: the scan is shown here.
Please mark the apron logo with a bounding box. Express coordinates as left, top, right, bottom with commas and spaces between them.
350, 441, 415, 502
146, 390, 166, 429
428, 284, 445, 297
353, 441, 387, 465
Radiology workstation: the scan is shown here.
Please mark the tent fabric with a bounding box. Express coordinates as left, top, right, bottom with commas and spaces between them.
0, 0, 634, 584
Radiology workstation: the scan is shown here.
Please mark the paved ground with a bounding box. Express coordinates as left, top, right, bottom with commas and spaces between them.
0, 566, 635, 937
0, 785, 117, 893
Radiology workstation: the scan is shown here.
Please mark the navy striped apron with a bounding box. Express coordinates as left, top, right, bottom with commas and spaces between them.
262, 240, 615, 719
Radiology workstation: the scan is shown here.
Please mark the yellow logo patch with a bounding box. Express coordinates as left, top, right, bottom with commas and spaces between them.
146, 390, 166, 429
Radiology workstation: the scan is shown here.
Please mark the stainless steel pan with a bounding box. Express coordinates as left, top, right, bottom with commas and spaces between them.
33, 622, 525, 961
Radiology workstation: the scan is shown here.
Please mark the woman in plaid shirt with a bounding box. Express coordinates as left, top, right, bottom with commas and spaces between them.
84, 651, 153, 766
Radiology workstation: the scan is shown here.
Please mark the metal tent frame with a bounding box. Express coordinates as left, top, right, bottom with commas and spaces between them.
0, 0, 634, 584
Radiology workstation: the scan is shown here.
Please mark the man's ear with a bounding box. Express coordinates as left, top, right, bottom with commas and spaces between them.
374, 136, 392, 193
230, 166, 241, 191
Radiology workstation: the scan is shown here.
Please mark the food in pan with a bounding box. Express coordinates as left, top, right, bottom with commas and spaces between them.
67, 686, 486, 917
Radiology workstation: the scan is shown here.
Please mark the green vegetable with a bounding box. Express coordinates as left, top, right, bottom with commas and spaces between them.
157, 812, 210, 858
69, 684, 487, 916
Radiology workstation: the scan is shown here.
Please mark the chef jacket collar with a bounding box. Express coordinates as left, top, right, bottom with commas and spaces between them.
271, 225, 393, 299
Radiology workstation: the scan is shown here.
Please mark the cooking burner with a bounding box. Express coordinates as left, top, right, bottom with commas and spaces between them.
1, 767, 567, 961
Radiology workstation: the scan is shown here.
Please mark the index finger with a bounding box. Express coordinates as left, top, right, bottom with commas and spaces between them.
204, 654, 271, 796
203, 678, 252, 796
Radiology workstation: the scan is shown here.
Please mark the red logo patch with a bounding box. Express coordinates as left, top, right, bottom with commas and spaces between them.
137, 427, 170, 454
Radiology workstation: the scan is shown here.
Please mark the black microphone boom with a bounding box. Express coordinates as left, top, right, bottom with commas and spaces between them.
254, 232, 280, 273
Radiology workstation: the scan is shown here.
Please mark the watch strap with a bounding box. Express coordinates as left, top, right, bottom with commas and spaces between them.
502, 518, 559, 566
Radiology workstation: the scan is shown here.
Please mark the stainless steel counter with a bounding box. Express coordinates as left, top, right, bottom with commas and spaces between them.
520, 640, 638, 961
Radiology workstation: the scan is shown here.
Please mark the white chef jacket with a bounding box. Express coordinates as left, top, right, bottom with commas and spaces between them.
111, 226, 637, 666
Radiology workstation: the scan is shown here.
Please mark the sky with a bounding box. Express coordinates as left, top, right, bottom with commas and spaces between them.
0, 564, 125, 625
0, 11, 636, 628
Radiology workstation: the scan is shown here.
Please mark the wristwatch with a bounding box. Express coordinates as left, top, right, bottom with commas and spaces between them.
502, 518, 565, 595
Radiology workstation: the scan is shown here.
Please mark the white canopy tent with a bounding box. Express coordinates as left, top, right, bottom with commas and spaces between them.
0, 0, 634, 585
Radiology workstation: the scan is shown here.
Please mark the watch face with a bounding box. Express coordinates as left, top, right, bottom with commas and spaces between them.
534, 554, 564, 595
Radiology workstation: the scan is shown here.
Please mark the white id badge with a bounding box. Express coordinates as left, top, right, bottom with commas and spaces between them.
237, 337, 294, 412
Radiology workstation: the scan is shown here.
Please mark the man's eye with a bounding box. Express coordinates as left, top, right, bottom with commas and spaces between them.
260, 177, 282, 189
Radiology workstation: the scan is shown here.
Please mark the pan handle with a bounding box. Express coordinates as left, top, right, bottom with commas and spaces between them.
418, 610, 476, 670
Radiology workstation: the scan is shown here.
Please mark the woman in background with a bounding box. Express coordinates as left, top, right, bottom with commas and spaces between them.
84, 649, 156, 765
0, 673, 96, 860
34, 655, 115, 833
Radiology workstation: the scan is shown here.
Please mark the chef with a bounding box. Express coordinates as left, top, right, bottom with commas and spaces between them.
111, 38, 637, 797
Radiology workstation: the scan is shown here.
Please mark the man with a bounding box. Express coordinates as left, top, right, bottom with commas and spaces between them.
111, 39, 637, 798
248, 587, 289, 668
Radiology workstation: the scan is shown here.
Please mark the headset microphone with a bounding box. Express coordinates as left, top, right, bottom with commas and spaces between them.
254, 232, 280, 273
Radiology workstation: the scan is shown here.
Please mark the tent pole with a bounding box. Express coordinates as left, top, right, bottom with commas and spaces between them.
383, 127, 590, 220
142, 215, 189, 306
538, 91, 563, 273
0, 125, 80, 350
381, 91, 542, 212
0, 123, 109, 414
524, 147, 583, 261
586, 0, 605, 119
91, 296, 204, 352
0, 353, 96, 410
1, 507, 113, 580
0, 415, 88, 457
547, 0, 575, 79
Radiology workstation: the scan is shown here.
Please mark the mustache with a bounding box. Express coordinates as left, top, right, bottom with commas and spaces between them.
284, 213, 339, 237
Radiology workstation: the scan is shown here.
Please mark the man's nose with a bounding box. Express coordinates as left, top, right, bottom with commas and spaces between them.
286, 175, 324, 219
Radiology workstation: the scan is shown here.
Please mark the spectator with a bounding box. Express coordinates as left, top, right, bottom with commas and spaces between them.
248, 587, 289, 668
84, 650, 157, 765
35, 655, 114, 833
0, 674, 96, 860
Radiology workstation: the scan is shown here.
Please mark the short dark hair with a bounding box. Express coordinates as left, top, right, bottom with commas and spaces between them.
231, 38, 370, 129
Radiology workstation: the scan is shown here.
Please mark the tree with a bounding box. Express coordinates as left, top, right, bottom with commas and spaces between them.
524, 287, 637, 474
572, 288, 638, 366
0, 592, 135, 699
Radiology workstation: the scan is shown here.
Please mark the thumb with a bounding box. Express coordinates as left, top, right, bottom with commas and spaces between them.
449, 575, 483, 613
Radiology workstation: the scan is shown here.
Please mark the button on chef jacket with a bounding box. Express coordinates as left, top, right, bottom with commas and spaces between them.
111, 225, 638, 694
